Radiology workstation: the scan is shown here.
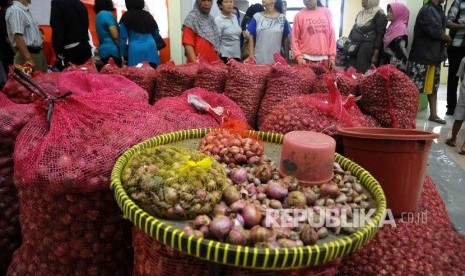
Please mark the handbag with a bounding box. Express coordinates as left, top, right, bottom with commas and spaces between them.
154, 32, 166, 51
343, 38, 360, 57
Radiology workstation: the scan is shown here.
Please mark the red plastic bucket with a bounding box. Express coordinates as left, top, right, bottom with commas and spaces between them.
337, 127, 438, 217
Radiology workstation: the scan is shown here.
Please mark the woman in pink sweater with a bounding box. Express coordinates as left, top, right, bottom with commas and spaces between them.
291, 0, 336, 68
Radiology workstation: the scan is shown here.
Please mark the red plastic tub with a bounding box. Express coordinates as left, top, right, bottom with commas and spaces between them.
337, 127, 438, 217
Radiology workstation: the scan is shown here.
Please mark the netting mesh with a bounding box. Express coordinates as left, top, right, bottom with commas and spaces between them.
259, 77, 370, 137
7, 189, 133, 276
258, 64, 317, 128
132, 227, 340, 276
152, 87, 247, 131
330, 67, 360, 96
8, 71, 170, 275
58, 72, 149, 103
154, 61, 199, 102
194, 60, 229, 93
122, 146, 227, 219
0, 94, 35, 274
358, 65, 418, 129
223, 60, 271, 128
117, 62, 157, 104
62, 59, 99, 73
1, 71, 61, 103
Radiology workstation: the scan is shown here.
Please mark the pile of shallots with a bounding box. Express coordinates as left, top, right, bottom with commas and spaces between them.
183, 129, 374, 248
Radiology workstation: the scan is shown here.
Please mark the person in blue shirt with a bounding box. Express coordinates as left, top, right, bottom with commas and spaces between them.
119, 0, 161, 68
95, 0, 121, 67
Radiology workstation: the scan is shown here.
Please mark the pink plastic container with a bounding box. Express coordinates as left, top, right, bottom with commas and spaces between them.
279, 131, 336, 187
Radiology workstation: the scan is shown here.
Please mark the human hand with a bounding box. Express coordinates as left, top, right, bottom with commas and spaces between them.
441, 33, 452, 45
297, 58, 306, 65
24, 57, 35, 69
329, 60, 336, 69
244, 56, 255, 64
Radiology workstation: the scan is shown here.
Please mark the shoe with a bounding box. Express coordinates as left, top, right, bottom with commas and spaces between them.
459, 150, 465, 155
428, 117, 446, 124
445, 139, 456, 147
446, 110, 455, 116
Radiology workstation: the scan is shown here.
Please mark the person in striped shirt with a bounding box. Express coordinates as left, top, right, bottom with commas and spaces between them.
5, 0, 47, 72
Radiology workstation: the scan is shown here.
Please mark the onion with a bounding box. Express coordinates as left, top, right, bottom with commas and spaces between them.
269, 199, 282, 209
182, 226, 195, 236
335, 194, 348, 204
227, 227, 248, 245
193, 215, 211, 228
249, 226, 272, 243
212, 202, 229, 216
233, 214, 245, 227
209, 215, 233, 241
242, 203, 263, 228
247, 156, 261, 165
230, 167, 247, 184
300, 225, 318, 245
282, 176, 299, 191
317, 227, 329, 239
266, 180, 288, 200
277, 238, 297, 248
229, 200, 245, 213
320, 182, 340, 198
285, 191, 307, 208
254, 164, 272, 182
353, 182, 364, 194
222, 185, 241, 205
302, 187, 318, 206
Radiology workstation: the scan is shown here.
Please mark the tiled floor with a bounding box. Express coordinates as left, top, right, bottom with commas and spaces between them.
416, 84, 465, 235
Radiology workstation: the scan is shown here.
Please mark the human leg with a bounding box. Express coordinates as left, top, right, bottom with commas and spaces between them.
446, 46, 464, 114
446, 120, 464, 147
427, 64, 446, 124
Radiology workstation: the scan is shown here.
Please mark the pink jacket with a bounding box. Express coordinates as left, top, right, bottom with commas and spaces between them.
292, 8, 336, 60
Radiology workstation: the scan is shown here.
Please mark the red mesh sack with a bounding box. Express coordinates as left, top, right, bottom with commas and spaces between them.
341, 93, 382, 128
1, 69, 60, 103
117, 62, 157, 104
310, 67, 360, 96
339, 177, 465, 275
132, 227, 212, 276
0, 94, 35, 274
133, 227, 340, 276
58, 72, 149, 103
330, 67, 360, 96
223, 60, 271, 128
358, 65, 418, 129
259, 77, 364, 137
194, 60, 229, 93
153, 87, 247, 131
1, 75, 33, 103
8, 71, 171, 276
258, 64, 317, 128
62, 59, 99, 73
154, 61, 199, 101
99, 57, 120, 74
309, 61, 329, 76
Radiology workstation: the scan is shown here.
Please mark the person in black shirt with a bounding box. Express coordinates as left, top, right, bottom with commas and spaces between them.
50, 0, 92, 70
408, 0, 451, 124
